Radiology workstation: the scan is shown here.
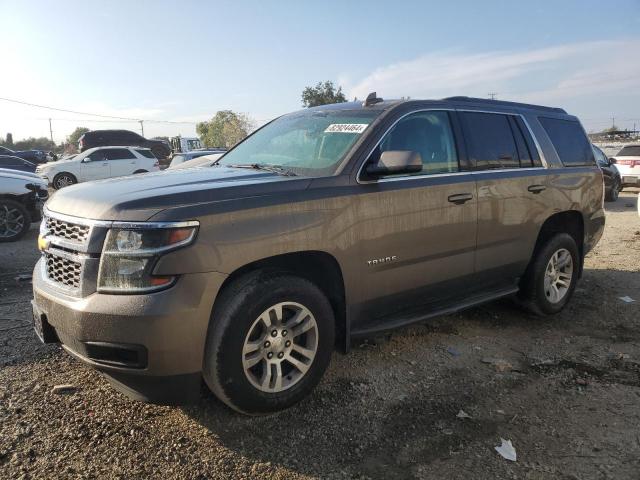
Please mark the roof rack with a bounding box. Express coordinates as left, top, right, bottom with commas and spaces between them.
443, 96, 567, 114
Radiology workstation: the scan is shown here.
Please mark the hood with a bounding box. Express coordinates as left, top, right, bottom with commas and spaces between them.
0, 168, 46, 183
45, 166, 310, 221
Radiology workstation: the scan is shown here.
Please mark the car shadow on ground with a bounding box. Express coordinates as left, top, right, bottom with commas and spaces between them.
605, 190, 638, 213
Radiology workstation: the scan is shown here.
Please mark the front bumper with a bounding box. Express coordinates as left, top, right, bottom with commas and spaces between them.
32, 258, 227, 404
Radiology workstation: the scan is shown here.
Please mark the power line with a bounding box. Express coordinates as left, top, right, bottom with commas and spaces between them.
0, 96, 200, 124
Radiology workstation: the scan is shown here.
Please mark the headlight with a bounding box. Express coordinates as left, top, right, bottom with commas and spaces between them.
97, 222, 198, 293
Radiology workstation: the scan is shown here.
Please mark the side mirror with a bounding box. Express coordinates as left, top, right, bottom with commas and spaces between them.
365, 150, 422, 177
608, 157, 617, 165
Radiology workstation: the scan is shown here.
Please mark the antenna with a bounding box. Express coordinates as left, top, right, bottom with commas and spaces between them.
363, 92, 383, 107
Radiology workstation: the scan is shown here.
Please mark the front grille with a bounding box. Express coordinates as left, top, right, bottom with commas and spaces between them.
46, 217, 90, 243
45, 252, 82, 289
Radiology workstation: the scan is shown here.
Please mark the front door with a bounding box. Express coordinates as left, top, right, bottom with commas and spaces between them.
80, 150, 110, 181
353, 110, 477, 333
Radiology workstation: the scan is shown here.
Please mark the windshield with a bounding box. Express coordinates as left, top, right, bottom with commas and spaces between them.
217, 109, 381, 176
617, 145, 640, 157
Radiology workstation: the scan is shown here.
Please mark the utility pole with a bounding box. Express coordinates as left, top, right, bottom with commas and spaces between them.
488, 93, 497, 100
611, 117, 615, 129
139, 120, 144, 137
49, 118, 53, 143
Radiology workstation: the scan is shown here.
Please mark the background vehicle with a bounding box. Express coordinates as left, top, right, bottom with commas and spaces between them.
0, 169, 48, 241
610, 144, 640, 188
0, 155, 37, 173
0, 145, 47, 164
32, 96, 604, 413
168, 152, 225, 170
79, 130, 171, 160
168, 149, 226, 169
592, 145, 622, 201
36, 146, 160, 189
169, 136, 203, 154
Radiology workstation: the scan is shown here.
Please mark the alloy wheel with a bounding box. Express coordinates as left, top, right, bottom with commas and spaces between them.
543, 248, 573, 304
55, 175, 74, 189
242, 301, 318, 393
0, 204, 26, 240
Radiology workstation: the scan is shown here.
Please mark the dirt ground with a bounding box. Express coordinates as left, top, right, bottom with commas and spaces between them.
1, 191, 639, 480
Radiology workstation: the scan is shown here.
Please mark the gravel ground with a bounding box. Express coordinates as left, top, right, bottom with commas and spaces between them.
1, 191, 639, 480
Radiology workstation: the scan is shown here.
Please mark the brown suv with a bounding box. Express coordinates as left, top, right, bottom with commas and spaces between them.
32, 95, 605, 414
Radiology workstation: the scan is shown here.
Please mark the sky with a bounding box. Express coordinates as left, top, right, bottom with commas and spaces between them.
1, 0, 640, 144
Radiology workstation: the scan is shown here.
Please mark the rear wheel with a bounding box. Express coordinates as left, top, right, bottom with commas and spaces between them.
518, 233, 579, 315
53, 172, 77, 189
605, 178, 620, 201
203, 271, 335, 414
0, 199, 31, 242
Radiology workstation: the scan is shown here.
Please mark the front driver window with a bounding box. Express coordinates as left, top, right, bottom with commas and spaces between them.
370, 111, 459, 176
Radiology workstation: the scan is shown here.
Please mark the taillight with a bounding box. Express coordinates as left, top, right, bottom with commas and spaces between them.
618, 159, 639, 167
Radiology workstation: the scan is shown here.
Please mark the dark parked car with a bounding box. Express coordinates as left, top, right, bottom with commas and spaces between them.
0, 146, 47, 164
0, 168, 48, 242
592, 145, 622, 201
33, 95, 604, 413
79, 130, 171, 160
0, 155, 37, 173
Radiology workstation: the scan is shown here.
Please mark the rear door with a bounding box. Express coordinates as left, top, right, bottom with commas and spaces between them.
353, 110, 478, 331
103, 148, 137, 177
459, 111, 548, 289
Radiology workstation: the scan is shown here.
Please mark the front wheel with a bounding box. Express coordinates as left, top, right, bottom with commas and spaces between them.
203, 271, 335, 414
53, 172, 77, 189
0, 199, 31, 242
518, 233, 579, 315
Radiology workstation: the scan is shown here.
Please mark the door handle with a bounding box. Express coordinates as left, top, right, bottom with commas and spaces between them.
447, 193, 473, 205
527, 184, 546, 194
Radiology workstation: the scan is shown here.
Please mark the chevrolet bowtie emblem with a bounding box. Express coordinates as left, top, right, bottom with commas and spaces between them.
38, 234, 51, 251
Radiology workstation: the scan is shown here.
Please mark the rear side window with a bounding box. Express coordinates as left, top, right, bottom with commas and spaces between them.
460, 112, 519, 169
539, 117, 594, 166
103, 148, 136, 160
617, 146, 640, 157
0, 157, 19, 166
135, 149, 156, 159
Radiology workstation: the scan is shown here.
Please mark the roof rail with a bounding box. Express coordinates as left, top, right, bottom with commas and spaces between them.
443, 96, 567, 114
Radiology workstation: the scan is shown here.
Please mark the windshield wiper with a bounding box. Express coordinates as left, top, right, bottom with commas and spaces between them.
226, 163, 297, 176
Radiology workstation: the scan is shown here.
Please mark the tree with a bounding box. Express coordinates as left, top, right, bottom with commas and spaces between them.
196, 111, 253, 148
5, 133, 13, 147
13, 137, 56, 151
301, 81, 347, 108
67, 127, 90, 151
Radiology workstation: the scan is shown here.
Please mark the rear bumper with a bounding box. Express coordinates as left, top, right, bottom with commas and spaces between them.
32, 258, 227, 403
620, 174, 640, 186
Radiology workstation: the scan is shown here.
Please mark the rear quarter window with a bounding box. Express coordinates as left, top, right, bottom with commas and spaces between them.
539, 117, 594, 166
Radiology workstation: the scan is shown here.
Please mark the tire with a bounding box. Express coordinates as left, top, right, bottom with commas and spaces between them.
518, 233, 579, 316
605, 178, 620, 202
203, 271, 335, 415
0, 199, 32, 242
53, 172, 77, 189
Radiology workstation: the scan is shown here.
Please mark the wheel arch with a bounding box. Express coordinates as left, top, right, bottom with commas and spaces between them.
532, 210, 585, 275
214, 250, 348, 352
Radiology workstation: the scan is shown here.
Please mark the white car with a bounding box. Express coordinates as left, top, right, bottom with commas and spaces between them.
611, 144, 640, 188
168, 153, 224, 170
36, 146, 160, 189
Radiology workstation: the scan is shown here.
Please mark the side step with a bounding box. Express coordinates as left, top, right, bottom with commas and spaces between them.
350, 286, 519, 338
